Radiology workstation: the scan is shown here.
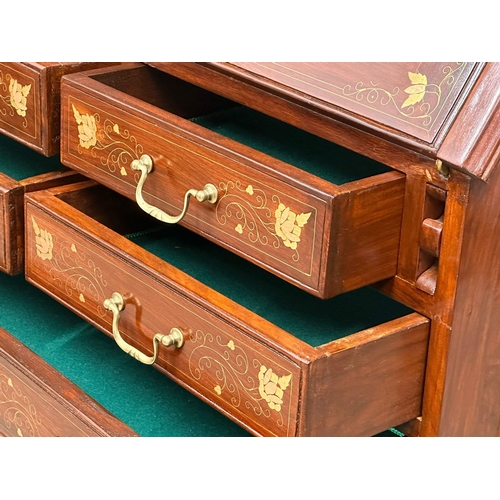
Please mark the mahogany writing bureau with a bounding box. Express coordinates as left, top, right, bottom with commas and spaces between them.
3, 62, 500, 436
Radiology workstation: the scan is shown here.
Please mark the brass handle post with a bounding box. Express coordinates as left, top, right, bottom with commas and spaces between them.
103, 292, 184, 365
131, 154, 218, 224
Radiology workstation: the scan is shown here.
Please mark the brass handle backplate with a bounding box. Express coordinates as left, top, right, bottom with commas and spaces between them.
131, 154, 218, 224
103, 292, 184, 365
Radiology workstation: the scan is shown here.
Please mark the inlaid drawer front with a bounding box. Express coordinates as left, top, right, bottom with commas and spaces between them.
0, 63, 39, 148
0, 327, 137, 437
64, 95, 323, 289
25, 183, 430, 436
0, 62, 120, 155
26, 200, 300, 436
60, 63, 406, 298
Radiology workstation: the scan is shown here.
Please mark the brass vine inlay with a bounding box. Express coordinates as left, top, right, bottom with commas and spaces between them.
31, 216, 108, 317
188, 331, 293, 429
72, 104, 143, 176
217, 180, 312, 261
342, 63, 466, 127
0, 70, 31, 127
0, 374, 41, 437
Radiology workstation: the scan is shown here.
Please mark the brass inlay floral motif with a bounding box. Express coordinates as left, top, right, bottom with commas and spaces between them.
71, 104, 143, 176
31, 217, 108, 317
32, 217, 53, 261
0, 70, 31, 127
217, 180, 312, 261
188, 331, 293, 428
0, 374, 41, 437
342, 63, 466, 127
258, 366, 291, 412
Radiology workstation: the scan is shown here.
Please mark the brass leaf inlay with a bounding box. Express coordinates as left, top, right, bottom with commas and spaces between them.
0, 70, 31, 127
71, 103, 143, 176
217, 180, 312, 262
32, 216, 53, 261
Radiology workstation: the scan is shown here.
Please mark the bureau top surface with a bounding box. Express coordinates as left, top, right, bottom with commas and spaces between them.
150, 62, 500, 181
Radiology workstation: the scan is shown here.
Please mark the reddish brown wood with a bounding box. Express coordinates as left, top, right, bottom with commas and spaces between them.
0, 170, 80, 275
438, 63, 500, 181
0, 62, 119, 156
0, 326, 137, 437
24, 182, 430, 436
59, 63, 406, 298
300, 314, 429, 436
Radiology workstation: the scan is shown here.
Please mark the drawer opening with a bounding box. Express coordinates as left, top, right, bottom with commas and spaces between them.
0, 133, 66, 181
90, 66, 392, 185
126, 224, 412, 348
56, 183, 413, 349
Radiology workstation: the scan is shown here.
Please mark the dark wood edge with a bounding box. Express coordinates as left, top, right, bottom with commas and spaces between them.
438, 63, 500, 182
0, 326, 138, 436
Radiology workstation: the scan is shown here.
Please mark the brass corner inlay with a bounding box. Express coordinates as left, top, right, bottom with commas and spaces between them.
0, 374, 41, 437
0, 69, 31, 126
32, 216, 53, 261
31, 215, 108, 317
217, 180, 312, 261
342, 63, 467, 128
71, 103, 143, 176
188, 331, 293, 430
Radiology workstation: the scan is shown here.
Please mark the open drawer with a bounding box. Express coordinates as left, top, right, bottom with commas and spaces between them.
60, 63, 405, 299
0, 134, 79, 275
25, 182, 429, 436
0, 325, 137, 437
0, 62, 118, 155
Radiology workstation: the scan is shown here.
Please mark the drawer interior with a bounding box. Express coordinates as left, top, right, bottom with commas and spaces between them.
90, 65, 391, 184
0, 133, 65, 181
0, 271, 250, 437
59, 184, 413, 349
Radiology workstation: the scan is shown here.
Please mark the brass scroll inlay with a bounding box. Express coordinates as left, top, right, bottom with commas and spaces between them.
188, 331, 293, 428
342, 63, 467, 127
0, 374, 41, 437
72, 104, 143, 176
103, 291, 184, 365
0, 70, 31, 127
217, 181, 311, 261
31, 216, 108, 317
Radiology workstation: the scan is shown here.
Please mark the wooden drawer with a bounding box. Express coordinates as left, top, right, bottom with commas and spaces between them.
0, 326, 137, 437
0, 62, 117, 156
0, 133, 79, 275
24, 182, 430, 437
60, 63, 406, 299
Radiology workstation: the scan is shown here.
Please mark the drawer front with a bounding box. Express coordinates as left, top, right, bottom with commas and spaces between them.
0, 327, 137, 437
62, 93, 328, 294
0, 63, 41, 151
25, 204, 301, 437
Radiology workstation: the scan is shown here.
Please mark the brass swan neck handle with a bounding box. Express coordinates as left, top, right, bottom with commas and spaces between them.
131, 154, 218, 224
103, 292, 184, 366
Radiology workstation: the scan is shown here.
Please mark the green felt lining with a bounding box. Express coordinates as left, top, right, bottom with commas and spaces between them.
191, 106, 390, 185
0, 272, 249, 437
127, 225, 413, 348
0, 133, 65, 181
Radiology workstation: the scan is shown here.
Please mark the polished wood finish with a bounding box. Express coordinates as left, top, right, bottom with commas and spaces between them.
59, 63, 406, 298
0, 63, 117, 156
0, 326, 137, 437
0, 169, 79, 275
24, 182, 430, 436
